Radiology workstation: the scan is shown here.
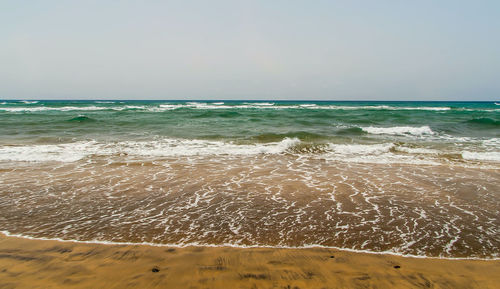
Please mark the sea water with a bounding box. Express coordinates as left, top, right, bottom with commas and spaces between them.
0, 100, 498, 258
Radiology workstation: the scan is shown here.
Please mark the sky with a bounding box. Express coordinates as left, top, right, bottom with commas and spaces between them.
1, 0, 499, 100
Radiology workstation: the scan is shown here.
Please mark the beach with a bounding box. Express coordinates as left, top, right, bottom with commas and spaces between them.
2, 0, 500, 286
1, 233, 499, 289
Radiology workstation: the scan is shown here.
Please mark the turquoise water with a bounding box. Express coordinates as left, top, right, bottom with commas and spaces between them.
1, 100, 499, 140
0, 100, 498, 164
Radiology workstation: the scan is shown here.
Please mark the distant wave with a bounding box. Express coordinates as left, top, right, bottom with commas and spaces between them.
3, 103, 496, 113
361, 126, 435, 136
250, 132, 327, 142
243, 102, 275, 106
193, 110, 242, 118
466, 118, 500, 127
0, 105, 145, 112
67, 115, 96, 122
336, 127, 366, 135
0, 106, 110, 112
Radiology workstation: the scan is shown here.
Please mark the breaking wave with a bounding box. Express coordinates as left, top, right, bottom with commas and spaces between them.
361, 126, 435, 136
1, 137, 498, 165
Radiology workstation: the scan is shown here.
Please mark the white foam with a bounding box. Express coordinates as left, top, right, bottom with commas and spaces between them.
150, 104, 452, 111
0, 141, 96, 162
20, 100, 39, 104
398, 106, 450, 111
362, 126, 435, 136
158, 104, 182, 110
462, 151, 500, 162
124, 105, 146, 109
0, 231, 496, 260
0, 105, 149, 112
483, 138, 500, 147
395, 146, 440, 154
328, 143, 394, 155
243, 102, 274, 106
0, 103, 465, 112
318, 105, 450, 111
322, 143, 439, 165
1, 138, 498, 165
115, 138, 301, 157
0, 106, 111, 112
0, 138, 301, 162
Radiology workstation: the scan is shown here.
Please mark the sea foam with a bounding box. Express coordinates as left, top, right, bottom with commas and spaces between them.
362, 126, 435, 136
462, 151, 500, 162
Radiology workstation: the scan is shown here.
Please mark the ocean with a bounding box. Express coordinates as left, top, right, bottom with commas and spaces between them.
0, 100, 499, 259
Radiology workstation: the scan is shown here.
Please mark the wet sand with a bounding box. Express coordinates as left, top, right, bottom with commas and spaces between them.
2, 160, 499, 258
0, 234, 499, 288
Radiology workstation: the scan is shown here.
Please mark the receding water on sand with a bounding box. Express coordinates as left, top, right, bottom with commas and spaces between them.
0, 155, 498, 259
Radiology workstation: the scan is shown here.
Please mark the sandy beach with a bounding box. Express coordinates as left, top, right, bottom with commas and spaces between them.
0, 233, 498, 288
2, 0, 500, 287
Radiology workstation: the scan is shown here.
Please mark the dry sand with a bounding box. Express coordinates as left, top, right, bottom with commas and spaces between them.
0, 233, 499, 289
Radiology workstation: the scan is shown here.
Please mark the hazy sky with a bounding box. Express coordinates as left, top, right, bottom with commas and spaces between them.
1, 1, 499, 100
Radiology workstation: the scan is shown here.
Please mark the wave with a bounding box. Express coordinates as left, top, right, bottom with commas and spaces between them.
331, 105, 450, 111
243, 102, 275, 106
67, 115, 96, 122
3, 103, 497, 113
251, 132, 327, 142
361, 126, 435, 136
466, 118, 500, 127
0, 105, 147, 112
0, 106, 111, 112
462, 151, 500, 162
1, 137, 497, 165
336, 127, 366, 135
393, 146, 440, 154
194, 110, 242, 118
20, 100, 39, 104
0, 138, 300, 162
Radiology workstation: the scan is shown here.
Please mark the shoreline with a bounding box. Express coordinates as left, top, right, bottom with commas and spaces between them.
1, 233, 499, 288
1, 231, 498, 261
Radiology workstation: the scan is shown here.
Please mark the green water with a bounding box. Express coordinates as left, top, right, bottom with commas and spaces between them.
0, 100, 498, 164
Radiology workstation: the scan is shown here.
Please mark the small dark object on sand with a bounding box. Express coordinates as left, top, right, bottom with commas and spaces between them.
152, 267, 160, 272
330, 255, 335, 258
393, 265, 401, 269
